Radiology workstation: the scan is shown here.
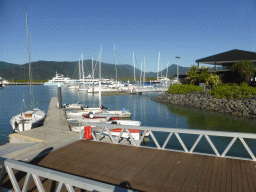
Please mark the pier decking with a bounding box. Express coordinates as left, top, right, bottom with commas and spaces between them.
2, 139, 256, 191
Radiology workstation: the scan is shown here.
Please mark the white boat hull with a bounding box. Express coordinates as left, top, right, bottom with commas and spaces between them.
106, 120, 141, 126
10, 109, 46, 132
103, 110, 131, 118
103, 130, 140, 140
66, 110, 103, 119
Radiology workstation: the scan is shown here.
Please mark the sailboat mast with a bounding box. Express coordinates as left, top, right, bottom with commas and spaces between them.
92, 57, 94, 80
79, 59, 81, 80
133, 52, 135, 82
114, 44, 117, 81
157, 52, 160, 81
140, 62, 142, 86
99, 45, 102, 79
143, 57, 145, 83
81, 54, 84, 84
99, 45, 102, 107
25, 10, 33, 107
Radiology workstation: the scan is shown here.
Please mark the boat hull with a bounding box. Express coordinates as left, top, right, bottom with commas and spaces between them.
10, 109, 46, 132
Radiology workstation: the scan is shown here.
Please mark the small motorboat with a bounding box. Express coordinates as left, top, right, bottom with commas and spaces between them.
82, 112, 119, 121
106, 120, 141, 126
67, 117, 110, 124
10, 109, 46, 132
102, 108, 131, 118
104, 128, 141, 140
66, 110, 103, 119
63, 102, 85, 110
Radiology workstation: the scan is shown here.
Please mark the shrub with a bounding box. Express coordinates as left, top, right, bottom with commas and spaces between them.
231, 60, 255, 84
209, 83, 256, 99
168, 84, 204, 94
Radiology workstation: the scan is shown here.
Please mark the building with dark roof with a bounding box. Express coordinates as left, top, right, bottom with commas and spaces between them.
195, 49, 256, 84
196, 49, 256, 70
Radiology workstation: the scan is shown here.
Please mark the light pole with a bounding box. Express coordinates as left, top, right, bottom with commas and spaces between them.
176, 56, 180, 83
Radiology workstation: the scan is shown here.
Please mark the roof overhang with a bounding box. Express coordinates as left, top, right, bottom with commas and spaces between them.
196, 49, 256, 65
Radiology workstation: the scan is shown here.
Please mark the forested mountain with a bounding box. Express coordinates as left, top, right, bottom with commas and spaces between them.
0, 61, 17, 69
0, 60, 190, 80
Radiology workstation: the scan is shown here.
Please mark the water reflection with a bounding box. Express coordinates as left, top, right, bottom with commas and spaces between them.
167, 104, 256, 133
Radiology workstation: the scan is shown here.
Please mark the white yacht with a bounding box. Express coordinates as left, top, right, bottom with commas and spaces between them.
0, 77, 9, 87
44, 71, 74, 86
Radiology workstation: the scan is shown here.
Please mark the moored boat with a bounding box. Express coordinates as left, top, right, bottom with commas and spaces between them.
82, 112, 119, 120
10, 11, 46, 133
66, 110, 103, 119
103, 108, 131, 118
104, 128, 141, 140
63, 102, 85, 110
106, 120, 141, 126
44, 71, 74, 86
10, 108, 45, 132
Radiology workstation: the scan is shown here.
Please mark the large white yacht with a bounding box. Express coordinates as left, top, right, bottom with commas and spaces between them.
44, 71, 74, 86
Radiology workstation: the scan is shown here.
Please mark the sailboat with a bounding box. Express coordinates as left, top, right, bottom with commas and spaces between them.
10, 10, 46, 133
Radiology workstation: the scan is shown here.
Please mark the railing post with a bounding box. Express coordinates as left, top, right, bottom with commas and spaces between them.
0, 161, 6, 188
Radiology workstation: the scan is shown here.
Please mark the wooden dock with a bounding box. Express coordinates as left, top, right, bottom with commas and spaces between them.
2, 139, 256, 191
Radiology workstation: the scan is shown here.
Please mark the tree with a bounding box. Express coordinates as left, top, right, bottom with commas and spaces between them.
207, 73, 222, 87
186, 65, 199, 85
186, 65, 222, 87
231, 60, 255, 84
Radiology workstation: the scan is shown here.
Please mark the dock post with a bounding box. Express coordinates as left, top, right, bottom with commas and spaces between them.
58, 84, 62, 108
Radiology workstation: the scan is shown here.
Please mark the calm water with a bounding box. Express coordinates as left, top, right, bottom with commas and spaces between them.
1, 85, 256, 158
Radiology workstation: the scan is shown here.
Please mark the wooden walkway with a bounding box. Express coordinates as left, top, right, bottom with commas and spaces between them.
2, 139, 256, 192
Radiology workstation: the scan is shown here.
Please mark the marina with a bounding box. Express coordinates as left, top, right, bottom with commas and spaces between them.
1, 1, 256, 191
1, 85, 256, 191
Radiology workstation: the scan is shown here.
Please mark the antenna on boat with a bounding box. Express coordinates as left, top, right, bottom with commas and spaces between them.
25, 10, 33, 108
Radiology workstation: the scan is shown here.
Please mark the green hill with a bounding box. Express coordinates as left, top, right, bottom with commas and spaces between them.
0, 60, 191, 80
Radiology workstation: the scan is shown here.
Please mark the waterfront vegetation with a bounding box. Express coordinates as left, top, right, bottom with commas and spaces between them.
168, 82, 256, 99
168, 84, 204, 94
209, 82, 256, 99
167, 60, 256, 99
185, 65, 222, 87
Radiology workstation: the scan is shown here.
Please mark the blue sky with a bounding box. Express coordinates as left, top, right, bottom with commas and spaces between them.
1, 0, 256, 72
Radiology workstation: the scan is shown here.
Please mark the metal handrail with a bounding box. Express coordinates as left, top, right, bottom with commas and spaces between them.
85, 123, 256, 161
0, 159, 133, 192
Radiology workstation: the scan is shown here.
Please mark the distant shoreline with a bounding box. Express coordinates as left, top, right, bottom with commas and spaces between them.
7, 82, 44, 86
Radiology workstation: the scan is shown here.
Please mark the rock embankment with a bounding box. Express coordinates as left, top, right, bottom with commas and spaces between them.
152, 91, 256, 117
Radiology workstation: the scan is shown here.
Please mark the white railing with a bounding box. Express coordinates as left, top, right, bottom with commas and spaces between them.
85, 123, 256, 161
0, 158, 133, 192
